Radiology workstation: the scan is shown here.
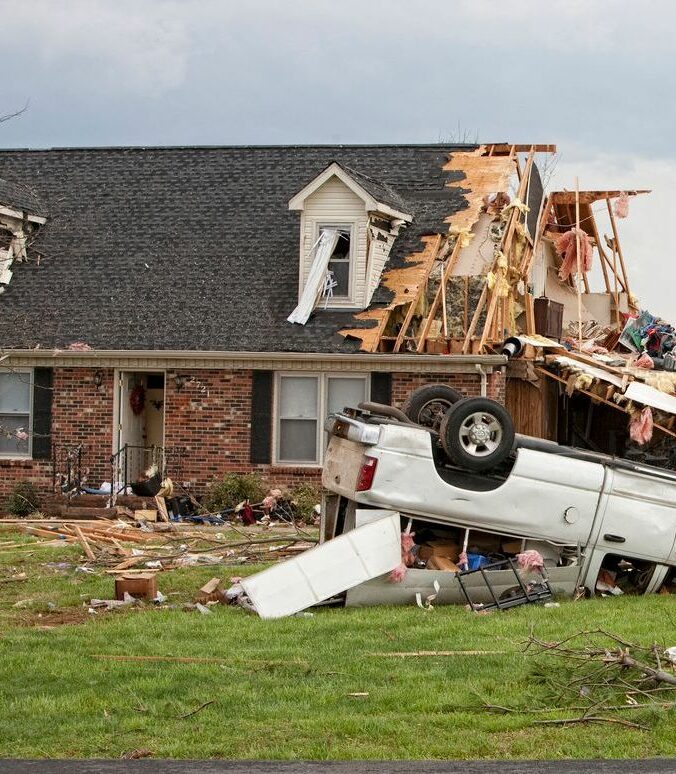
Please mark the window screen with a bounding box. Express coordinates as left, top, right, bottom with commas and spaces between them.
320, 226, 352, 298
0, 372, 31, 456
277, 376, 319, 463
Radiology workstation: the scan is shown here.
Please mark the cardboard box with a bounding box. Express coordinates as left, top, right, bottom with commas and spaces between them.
426, 555, 459, 572
134, 508, 158, 522
418, 541, 460, 562
115, 573, 157, 600
502, 539, 523, 555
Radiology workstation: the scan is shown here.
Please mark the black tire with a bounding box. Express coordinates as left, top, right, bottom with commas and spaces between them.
401, 384, 463, 431
440, 397, 515, 472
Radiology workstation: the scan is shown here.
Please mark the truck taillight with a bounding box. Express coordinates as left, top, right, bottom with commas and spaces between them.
356, 455, 378, 491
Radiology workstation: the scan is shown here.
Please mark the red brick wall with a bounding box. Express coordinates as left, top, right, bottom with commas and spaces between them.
391, 369, 505, 406
52, 367, 115, 484
1, 364, 506, 505
0, 367, 115, 502
163, 369, 324, 490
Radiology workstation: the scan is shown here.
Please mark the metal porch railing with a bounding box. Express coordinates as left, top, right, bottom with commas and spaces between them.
109, 444, 186, 504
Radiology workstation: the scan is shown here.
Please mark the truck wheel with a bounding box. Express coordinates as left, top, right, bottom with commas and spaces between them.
440, 397, 514, 472
401, 384, 463, 431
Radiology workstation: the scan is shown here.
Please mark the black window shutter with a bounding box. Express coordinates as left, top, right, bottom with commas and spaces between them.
370, 372, 392, 406
250, 370, 273, 464
32, 367, 53, 460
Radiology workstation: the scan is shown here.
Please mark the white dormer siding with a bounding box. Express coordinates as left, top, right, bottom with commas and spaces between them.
288, 162, 412, 318
365, 219, 403, 304
300, 176, 368, 308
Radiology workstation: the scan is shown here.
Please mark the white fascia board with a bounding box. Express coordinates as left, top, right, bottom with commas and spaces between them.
369, 204, 412, 223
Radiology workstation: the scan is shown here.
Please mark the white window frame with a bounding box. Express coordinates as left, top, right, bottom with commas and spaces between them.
316, 222, 354, 302
298, 218, 361, 309
273, 372, 369, 466
0, 368, 33, 459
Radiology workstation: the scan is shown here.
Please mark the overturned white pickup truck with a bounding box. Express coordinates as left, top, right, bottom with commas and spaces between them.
240, 390, 675, 618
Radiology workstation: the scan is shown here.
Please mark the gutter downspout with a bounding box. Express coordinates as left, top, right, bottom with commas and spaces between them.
475, 363, 488, 397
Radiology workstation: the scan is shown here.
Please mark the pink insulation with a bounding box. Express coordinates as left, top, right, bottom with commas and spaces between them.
629, 407, 653, 445
516, 549, 545, 572
555, 228, 593, 282
389, 531, 417, 583
614, 192, 629, 219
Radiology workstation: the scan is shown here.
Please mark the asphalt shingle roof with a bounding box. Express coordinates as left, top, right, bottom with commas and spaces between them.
0, 144, 475, 353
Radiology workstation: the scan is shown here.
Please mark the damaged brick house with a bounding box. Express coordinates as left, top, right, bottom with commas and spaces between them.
0, 142, 555, 502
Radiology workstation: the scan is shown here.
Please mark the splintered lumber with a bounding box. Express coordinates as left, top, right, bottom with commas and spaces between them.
393, 233, 442, 352
340, 147, 515, 352
109, 557, 146, 571
415, 237, 464, 352
24, 527, 78, 542
74, 525, 96, 561
154, 495, 170, 522
477, 148, 535, 350
195, 577, 224, 604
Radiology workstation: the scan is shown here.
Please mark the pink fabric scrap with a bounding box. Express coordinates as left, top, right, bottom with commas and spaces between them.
629, 407, 653, 445
555, 228, 593, 281
635, 352, 654, 369
516, 550, 545, 572
614, 192, 629, 219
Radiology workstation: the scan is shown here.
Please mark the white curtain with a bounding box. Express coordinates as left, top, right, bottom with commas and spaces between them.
287, 228, 339, 325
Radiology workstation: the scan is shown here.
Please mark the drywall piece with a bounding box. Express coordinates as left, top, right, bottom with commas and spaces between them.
625, 382, 676, 415
241, 512, 402, 618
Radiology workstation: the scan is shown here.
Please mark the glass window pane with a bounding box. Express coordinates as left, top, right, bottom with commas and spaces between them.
327, 377, 367, 417
0, 415, 30, 455
279, 377, 318, 419
328, 260, 350, 297
0, 373, 31, 413
279, 419, 317, 462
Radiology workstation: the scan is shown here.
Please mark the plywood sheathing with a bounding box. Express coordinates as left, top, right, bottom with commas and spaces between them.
339, 147, 515, 352
442, 148, 514, 235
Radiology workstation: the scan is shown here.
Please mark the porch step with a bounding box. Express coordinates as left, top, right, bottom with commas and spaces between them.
46, 505, 119, 520
42, 493, 159, 519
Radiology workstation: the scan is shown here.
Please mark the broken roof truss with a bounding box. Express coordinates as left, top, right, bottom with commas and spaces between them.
339, 144, 652, 357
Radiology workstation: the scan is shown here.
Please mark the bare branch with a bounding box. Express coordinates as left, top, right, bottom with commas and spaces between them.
0, 100, 30, 126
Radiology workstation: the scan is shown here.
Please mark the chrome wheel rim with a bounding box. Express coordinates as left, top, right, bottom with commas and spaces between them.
458, 411, 502, 457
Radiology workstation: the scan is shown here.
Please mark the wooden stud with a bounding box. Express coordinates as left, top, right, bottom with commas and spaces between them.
74, 525, 96, 561
575, 177, 583, 350
393, 234, 443, 353
415, 236, 462, 352
606, 199, 632, 303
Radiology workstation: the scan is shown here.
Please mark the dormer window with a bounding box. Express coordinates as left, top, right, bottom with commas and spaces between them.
287, 162, 412, 325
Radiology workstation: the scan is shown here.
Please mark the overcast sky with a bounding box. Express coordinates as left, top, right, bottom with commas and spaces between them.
1, 0, 673, 317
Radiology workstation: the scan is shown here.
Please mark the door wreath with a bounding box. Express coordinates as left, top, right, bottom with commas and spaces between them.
129, 384, 146, 415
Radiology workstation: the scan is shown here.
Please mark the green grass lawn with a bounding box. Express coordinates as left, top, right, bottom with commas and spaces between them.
0, 530, 675, 760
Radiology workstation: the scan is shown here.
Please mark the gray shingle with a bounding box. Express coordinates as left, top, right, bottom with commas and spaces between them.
0, 144, 474, 352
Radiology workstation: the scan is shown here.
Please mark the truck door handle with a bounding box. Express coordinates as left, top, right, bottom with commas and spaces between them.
604, 533, 626, 543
